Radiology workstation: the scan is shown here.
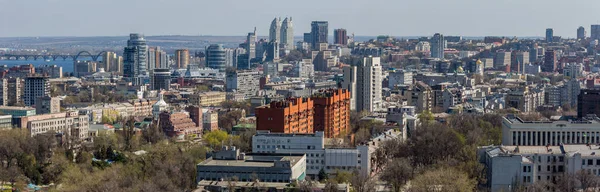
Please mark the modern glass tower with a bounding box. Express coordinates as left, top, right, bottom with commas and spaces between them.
123, 33, 149, 85
206, 44, 227, 71
310, 21, 329, 49
430, 33, 445, 59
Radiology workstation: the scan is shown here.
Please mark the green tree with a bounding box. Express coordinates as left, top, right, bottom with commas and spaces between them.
318, 169, 328, 182
203, 130, 230, 149
409, 168, 476, 192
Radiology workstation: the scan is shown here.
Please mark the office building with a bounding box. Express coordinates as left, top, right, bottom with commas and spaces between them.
175, 49, 190, 69
206, 44, 227, 71
578, 26, 586, 40
334, 29, 348, 45
269, 17, 281, 43
226, 70, 260, 97
151, 68, 171, 91
388, 70, 413, 89
189, 91, 227, 107
265, 41, 279, 62
480, 144, 600, 192
18, 111, 88, 139
341, 56, 382, 112
196, 147, 306, 183
542, 50, 557, 72
430, 33, 445, 59
280, 17, 294, 50
246, 28, 257, 64
35, 96, 60, 114
578, 89, 600, 118
494, 51, 511, 70
159, 111, 202, 137
592, 25, 600, 40
0, 106, 35, 117
147, 46, 168, 70
312, 89, 351, 138
546, 28, 553, 43
501, 115, 600, 146
311, 21, 329, 49
23, 76, 49, 107
256, 98, 314, 134
123, 33, 149, 85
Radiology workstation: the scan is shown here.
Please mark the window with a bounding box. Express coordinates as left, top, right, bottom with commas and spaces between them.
590, 159, 594, 166
257, 145, 260, 149
523, 166, 527, 173
583, 160, 586, 165
559, 156, 564, 162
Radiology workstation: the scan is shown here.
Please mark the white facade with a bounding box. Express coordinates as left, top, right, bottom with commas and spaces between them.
341, 56, 382, 112
502, 115, 600, 146
269, 17, 281, 43
280, 17, 294, 50
388, 70, 413, 89
563, 63, 583, 79
415, 41, 430, 52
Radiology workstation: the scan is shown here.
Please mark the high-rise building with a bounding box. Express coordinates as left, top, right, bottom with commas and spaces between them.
0, 79, 7, 106
334, 29, 348, 45
35, 96, 60, 114
511, 52, 529, 74
256, 98, 314, 134
312, 89, 351, 138
269, 17, 281, 43
546, 28, 554, 43
35, 65, 62, 78
265, 41, 279, 62
494, 51, 511, 69
151, 69, 171, 91
310, 21, 329, 50
147, 47, 168, 70
280, 17, 294, 50
246, 28, 257, 64
226, 70, 261, 97
430, 33, 445, 59
205, 44, 227, 71
341, 56, 382, 112
7, 78, 21, 106
591, 25, 600, 40
303, 32, 312, 46
123, 33, 149, 85
577, 26, 586, 40
175, 49, 190, 69
578, 89, 600, 118
542, 50, 557, 72
102, 52, 118, 72
24, 76, 49, 107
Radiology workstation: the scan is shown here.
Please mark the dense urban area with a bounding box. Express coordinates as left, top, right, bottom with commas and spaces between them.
2, 16, 600, 192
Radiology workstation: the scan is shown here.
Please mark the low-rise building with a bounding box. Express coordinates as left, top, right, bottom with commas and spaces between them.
159, 111, 202, 137
0, 106, 36, 117
17, 111, 89, 139
197, 146, 306, 183
0, 115, 12, 129
190, 91, 226, 107
502, 115, 600, 146
202, 109, 219, 131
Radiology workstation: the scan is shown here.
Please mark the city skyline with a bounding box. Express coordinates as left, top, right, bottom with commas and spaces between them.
0, 0, 599, 38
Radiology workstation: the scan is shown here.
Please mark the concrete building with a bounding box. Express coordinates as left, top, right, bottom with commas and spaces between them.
256, 98, 314, 134
175, 49, 190, 69
24, 76, 49, 107
190, 91, 226, 107
312, 89, 351, 138
226, 70, 260, 98
0, 115, 12, 129
0, 79, 7, 106
563, 63, 583, 79
35, 65, 62, 78
479, 144, 600, 192
500, 115, 600, 146
341, 56, 382, 112
185, 105, 202, 129
544, 79, 581, 108
430, 33, 445, 59
159, 111, 202, 137
592, 25, 600, 40
151, 68, 171, 91
265, 41, 279, 62
17, 111, 88, 139
312, 50, 334, 71
404, 81, 433, 113
269, 17, 281, 43
543, 50, 557, 72
334, 29, 348, 45
35, 96, 60, 114
415, 41, 431, 53
206, 44, 227, 71
388, 70, 413, 89
546, 28, 553, 43
102, 51, 117, 72
7, 77, 21, 106
147, 46, 168, 70
280, 17, 294, 50
123, 33, 149, 85
311, 21, 329, 50
578, 26, 586, 40
245, 28, 257, 68
0, 106, 35, 117
197, 147, 306, 183
202, 109, 218, 131
294, 59, 314, 78
495, 51, 511, 70
578, 89, 600, 118
524, 64, 541, 75
73, 61, 98, 77
505, 87, 544, 113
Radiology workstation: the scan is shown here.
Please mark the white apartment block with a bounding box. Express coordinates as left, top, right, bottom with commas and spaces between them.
502, 115, 600, 146
341, 56, 382, 112
480, 144, 600, 192
252, 129, 401, 177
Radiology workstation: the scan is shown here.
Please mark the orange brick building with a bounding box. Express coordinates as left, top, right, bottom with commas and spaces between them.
255, 89, 351, 138
256, 98, 314, 134
312, 89, 351, 138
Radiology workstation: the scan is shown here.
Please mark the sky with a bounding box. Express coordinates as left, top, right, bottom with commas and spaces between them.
0, 0, 599, 38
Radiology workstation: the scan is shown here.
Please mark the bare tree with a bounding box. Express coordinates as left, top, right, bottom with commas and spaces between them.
381, 158, 413, 192
350, 171, 376, 192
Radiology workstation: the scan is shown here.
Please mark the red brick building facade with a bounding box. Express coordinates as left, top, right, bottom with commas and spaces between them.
313, 89, 351, 138
159, 111, 202, 137
256, 97, 314, 134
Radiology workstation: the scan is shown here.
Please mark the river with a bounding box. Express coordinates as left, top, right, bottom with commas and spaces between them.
0, 57, 100, 73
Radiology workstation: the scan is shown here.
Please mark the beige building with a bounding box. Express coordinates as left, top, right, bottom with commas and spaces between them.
191, 92, 226, 107
202, 109, 219, 131
35, 96, 61, 114
129, 99, 155, 117
18, 111, 89, 139
505, 86, 544, 113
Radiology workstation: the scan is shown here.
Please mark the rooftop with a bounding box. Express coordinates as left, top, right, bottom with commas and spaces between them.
493, 145, 600, 158
199, 153, 304, 168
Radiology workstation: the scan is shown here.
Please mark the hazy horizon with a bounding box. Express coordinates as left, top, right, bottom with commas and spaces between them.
0, 0, 598, 38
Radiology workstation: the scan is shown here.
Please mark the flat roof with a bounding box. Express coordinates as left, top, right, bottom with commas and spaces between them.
199, 154, 304, 168
0, 106, 35, 110
498, 145, 600, 157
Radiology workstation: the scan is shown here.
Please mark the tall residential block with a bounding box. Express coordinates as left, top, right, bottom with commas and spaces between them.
341, 56, 382, 112
123, 33, 149, 85
312, 89, 351, 138
542, 50, 557, 72
546, 28, 554, 43
577, 26, 586, 40
310, 21, 329, 50
175, 49, 190, 69
430, 33, 445, 59
246, 28, 257, 65
280, 17, 294, 50
269, 17, 281, 43
334, 29, 348, 45
256, 98, 314, 134
592, 25, 600, 40
7, 78, 21, 106
206, 44, 227, 71
494, 51, 511, 70
0, 79, 7, 106
147, 46, 168, 70
35, 96, 60, 114
24, 76, 49, 107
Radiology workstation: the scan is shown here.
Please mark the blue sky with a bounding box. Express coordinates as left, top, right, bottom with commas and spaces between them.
0, 0, 598, 37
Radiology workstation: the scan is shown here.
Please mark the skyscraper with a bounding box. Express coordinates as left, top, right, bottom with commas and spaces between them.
542, 50, 557, 72
175, 49, 190, 69
24, 76, 49, 107
246, 28, 257, 64
265, 41, 279, 62
577, 26, 586, 40
334, 29, 348, 45
280, 17, 294, 50
123, 33, 149, 85
546, 28, 553, 43
206, 44, 227, 71
269, 17, 281, 43
310, 21, 329, 50
430, 33, 445, 59
592, 25, 600, 40
102, 52, 117, 72
341, 56, 382, 112
147, 47, 168, 70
